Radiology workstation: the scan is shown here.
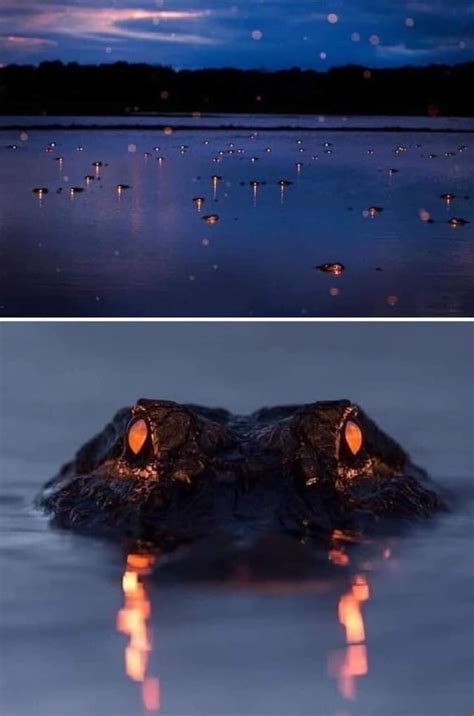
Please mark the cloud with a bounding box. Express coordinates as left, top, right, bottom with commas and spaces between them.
0, 0, 472, 68
1, 35, 58, 49
0, 2, 218, 46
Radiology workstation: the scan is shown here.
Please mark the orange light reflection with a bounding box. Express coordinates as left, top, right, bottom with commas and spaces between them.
117, 553, 160, 712
328, 571, 370, 702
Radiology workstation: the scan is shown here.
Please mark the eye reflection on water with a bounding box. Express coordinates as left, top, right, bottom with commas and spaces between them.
117, 553, 160, 713
114, 536, 396, 715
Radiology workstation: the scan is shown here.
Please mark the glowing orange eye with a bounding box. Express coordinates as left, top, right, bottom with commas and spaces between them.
345, 421, 363, 456
127, 419, 148, 455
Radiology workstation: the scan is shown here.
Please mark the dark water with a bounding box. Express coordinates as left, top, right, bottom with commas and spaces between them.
0, 322, 473, 715
1, 116, 473, 317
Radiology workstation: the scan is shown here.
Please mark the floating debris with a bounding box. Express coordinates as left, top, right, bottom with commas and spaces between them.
32, 187, 48, 197
116, 184, 131, 192
76, 146, 84, 152
69, 187, 84, 195
251, 157, 259, 163
157, 156, 165, 164
440, 193, 455, 203
7, 144, 18, 150
85, 175, 95, 184
448, 217, 469, 227
193, 196, 205, 210
367, 149, 375, 155
278, 179, 293, 187
143, 152, 151, 158
388, 168, 399, 175
250, 180, 261, 188
92, 161, 103, 167
316, 262, 345, 275
202, 214, 219, 224
366, 206, 383, 218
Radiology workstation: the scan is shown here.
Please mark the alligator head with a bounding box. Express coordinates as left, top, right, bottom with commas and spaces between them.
39, 399, 446, 546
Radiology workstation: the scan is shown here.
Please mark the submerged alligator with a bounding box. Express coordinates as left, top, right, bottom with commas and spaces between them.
39, 399, 446, 547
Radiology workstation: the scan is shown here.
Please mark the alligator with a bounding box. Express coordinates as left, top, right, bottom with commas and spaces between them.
39, 399, 446, 548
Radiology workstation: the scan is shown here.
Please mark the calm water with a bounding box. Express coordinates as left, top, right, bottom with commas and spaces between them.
1, 115, 473, 317
0, 323, 473, 716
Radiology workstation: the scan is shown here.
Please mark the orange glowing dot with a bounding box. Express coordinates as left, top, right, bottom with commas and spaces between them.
126, 645, 146, 682
329, 548, 350, 566
369, 34, 380, 45
127, 554, 155, 570
338, 592, 365, 643
345, 421, 363, 455
163, 126, 173, 135
352, 574, 369, 602
123, 571, 138, 594
251, 30, 263, 40
327, 13, 338, 23
128, 419, 148, 455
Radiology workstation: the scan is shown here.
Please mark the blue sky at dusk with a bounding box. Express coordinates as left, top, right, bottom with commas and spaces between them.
0, 0, 472, 69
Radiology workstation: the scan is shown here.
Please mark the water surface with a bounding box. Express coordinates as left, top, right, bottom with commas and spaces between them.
1, 115, 473, 316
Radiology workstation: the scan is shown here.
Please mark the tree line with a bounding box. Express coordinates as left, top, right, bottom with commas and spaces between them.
0, 61, 472, 116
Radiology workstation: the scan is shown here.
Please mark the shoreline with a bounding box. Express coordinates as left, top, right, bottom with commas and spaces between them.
1, 123, 473, 133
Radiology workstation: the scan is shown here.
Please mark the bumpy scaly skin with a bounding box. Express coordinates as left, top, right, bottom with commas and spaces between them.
39, 399, 446, 545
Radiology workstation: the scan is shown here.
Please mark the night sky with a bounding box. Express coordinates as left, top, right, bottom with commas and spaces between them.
0, 0, 472, 69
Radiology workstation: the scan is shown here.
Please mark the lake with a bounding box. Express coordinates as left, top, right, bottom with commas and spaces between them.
0, 114, 473, 317
0, 322, 472, 715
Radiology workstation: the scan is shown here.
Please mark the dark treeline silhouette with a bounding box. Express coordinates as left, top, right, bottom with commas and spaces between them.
0, 61, 472, 116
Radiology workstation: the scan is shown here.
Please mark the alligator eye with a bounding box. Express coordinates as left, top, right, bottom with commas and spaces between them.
127, 419, 148, 455
344, 421, 363, 456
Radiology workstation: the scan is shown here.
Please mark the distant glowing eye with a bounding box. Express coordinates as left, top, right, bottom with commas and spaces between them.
345, 421, 363, 456
127, 419, 148, 455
